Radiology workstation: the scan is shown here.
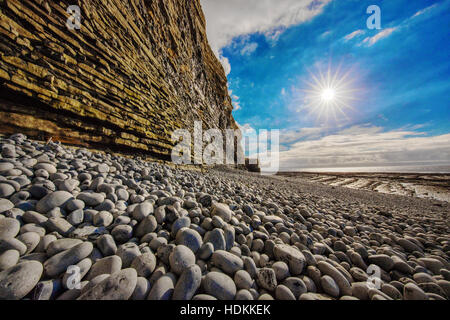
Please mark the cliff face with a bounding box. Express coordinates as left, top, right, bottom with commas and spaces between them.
0, 0, 237, 159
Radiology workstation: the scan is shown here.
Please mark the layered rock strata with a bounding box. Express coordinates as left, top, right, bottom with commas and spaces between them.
0, 0, 237, 159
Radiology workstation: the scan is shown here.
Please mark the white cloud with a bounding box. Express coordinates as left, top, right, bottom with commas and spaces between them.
264, 28, 284, 44
200, 0, 331, 54
240, 42, 258, 56
237, 122, 254, 134
219, 55, 231, 76
281, 88, 286, 96
362, 27, 398, 46
277, 126, 450, 170
412, 4, 438, 18
200, 0, 331, 87
229, 90, 241, 110
320, 30, 332, 39
232, 100, 241, 111
344, 29, 365, 41
279, 127, 326, 144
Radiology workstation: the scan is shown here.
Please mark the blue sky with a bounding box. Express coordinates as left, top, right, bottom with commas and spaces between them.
201, 0, 450, 170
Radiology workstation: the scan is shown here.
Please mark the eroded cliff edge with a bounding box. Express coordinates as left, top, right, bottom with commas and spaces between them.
0, 0, 237, 159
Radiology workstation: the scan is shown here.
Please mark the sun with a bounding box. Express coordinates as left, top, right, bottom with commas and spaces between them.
299, 63, 360, 124
321, 88, 336, 102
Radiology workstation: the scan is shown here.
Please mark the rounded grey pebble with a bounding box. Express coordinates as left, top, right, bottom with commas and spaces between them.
197, 242, 214, 260
272, 261, 290, 282
96, 234, 117, 256
131, 277, 151, 300
0, 238, 27, 255
0, 260, 43, 299
205, 228, 226, 251
275, 284, 296, 300
78, 268, 138, 300
320, 275, 340, 298
403, 282, 428, 300
0, 183, 15, 198
87, 255, 122, 280
147, 274, 176, 300
93, 211, 113, 227
77, 192, 105, 207
273, 244, 306, 275
368, 254, 394, 271
258, 293, 274, 300
65, 199, 85, 212
45, 217, 75, 237
46, 239, 83, 257
203, 271, 237, 300
67, 209, 84, 226
132, 202, 153, 221
243, 256, 258, 279
135, 215, 158, 237
257, 268, 277, 291
234, 269, 254, 290
211, 203, 232, 222
0, 249, 20, 271
61, 258, 92, 289
33, 163, 56, 174
211, 250, 243, 275
22, 211, 48, 225
317, 261, 352, 296
175, 227, 202, 253
0, 199, 14, 214
44, 242, 93, 277
282, 277, 308, 298
169, 245, 195, 275
235, 289, 254, 300
0, 218, 20, 240
149, 237, 167, 251
173, 264, 202, 300
116, 243, 141, 268
80, 275, 109, 295
131, 252, 156, 278
111, 225, 133, 243
36, 191, 73, 214
16, 232, 40, 254
192, 294, 217, 300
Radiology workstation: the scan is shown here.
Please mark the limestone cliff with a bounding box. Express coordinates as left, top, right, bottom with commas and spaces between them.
0, 0, 237, 160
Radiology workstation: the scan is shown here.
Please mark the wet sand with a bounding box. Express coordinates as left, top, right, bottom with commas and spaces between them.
277, 172, 450, 203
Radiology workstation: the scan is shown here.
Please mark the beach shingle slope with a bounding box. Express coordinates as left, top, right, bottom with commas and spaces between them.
0, 134, 449, 300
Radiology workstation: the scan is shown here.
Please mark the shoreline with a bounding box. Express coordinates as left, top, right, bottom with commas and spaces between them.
277, 171, 450, 203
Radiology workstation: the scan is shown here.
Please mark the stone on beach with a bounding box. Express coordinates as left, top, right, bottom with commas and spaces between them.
0, 134, 448, 301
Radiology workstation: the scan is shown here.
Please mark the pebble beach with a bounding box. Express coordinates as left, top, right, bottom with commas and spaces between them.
0, 134, 449, 300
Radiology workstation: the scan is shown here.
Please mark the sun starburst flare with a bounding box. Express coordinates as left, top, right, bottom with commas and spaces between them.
299, 63, 360, 124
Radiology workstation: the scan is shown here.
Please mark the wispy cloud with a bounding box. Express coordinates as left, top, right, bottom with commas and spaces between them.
240, 42, 258, 56
229, 90, 242, 110
201, 0, 331, 72
264, 28, 285, 45
320, 30, 332, 39
220, 56, 231, 76
280, 127, 327, 144
278, 126, 450, 170
358, 3, 443, 48
362, 27, 398, 46
411, 3, 439, 18
201, 0, 331, 52
344, 29, 365, 41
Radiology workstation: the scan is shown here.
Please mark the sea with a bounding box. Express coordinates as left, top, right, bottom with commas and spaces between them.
295, 165, 450, 174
